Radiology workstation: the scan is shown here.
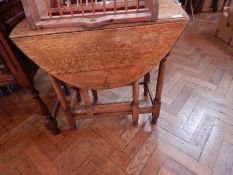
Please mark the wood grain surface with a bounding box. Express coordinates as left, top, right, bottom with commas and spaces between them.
10, 0, 188, 89
11, 20, 188, 89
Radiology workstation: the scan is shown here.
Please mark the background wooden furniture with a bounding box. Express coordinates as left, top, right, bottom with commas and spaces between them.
192, 0, 231, 13
11, 0, 189, 131
0, 0, 60, 134
181, 0, 194, 20
222, 0, 233, 8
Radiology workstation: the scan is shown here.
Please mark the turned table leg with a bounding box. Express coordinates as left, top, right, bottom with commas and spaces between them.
91, 90, 98, 102
27, 86, 60, 135
50, 75, 77, 130
132, 80, 139, 125
144, 72, 150, 96
152, 54, 168, 123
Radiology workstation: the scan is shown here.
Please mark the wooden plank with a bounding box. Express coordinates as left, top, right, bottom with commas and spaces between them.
158, 142, 212, 175
141, 149, 167, 175
17, 157, 42, 175
87, 131, 131, 168
24, 144, 57, 175
92, 102, 132, 113
126, 134, 158, 175
212, 142, 233, 175
73, 106, 154, 120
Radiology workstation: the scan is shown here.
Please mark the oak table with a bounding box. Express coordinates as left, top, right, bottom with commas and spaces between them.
10, 0, 189, 134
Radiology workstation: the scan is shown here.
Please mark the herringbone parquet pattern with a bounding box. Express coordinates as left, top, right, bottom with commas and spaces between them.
0, 13, 233, 175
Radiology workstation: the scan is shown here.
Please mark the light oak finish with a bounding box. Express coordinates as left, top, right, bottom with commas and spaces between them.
10, 0, 188, 128
152, 55, 167, 123
11, 14, 188, 89
1, 12, 233, 175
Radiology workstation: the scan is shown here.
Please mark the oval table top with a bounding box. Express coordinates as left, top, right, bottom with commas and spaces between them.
10, 0, 189, 89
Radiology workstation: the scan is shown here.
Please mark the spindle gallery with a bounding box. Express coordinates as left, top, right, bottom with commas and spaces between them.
1, 0, 232, 174
21, 0, 158, 28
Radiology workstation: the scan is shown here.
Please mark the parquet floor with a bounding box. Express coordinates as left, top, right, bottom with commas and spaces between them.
1, 13, 233, 175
